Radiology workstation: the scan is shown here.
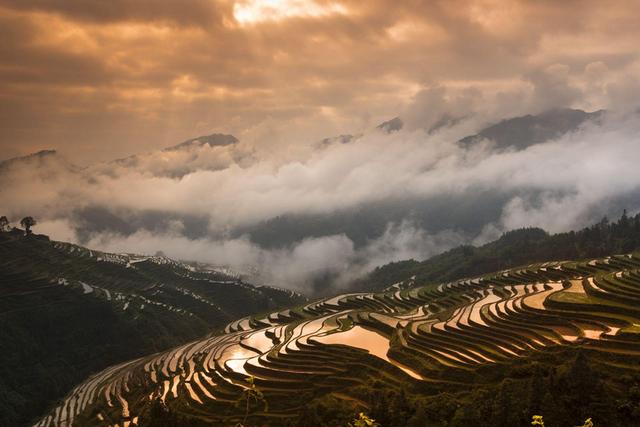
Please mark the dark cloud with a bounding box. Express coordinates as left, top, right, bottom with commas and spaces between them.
0, 0, 639, 162
0, 0, 227, 26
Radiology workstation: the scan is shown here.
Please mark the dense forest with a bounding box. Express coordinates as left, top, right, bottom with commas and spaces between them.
359, 212, 640, 291
292, 350, 638, 427
142, 349, 640, 426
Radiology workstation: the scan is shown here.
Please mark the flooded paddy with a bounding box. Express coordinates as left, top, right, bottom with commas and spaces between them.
314, 326, 424, 379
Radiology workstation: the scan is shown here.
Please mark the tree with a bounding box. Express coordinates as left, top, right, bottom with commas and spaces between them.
531, 415, 545, 426
0, 216, 8, 232
20, 216, 36, 234
236, 376, 267, 427
349, 412, 379, 427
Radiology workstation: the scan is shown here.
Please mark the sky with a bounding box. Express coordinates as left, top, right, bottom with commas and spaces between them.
1, 0, 639, 163
1, 0, 640, 294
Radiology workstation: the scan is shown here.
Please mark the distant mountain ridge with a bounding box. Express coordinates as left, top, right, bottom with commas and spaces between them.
377, 116, 404, 133
356, 212, 640, 292
0, 149, 82, 178
163, 133, 239, 151
1, 149, 60, 169
6, 108, 600, 174
3, 108, 627, 293
458, 108, 604, 151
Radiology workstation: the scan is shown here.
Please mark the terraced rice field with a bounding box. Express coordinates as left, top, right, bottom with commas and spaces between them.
0, 233, 308, 427
35, 253, 640, 426
1, 236, 304, 334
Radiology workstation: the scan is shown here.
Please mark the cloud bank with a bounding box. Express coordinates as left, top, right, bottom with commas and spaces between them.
3, 105, 640, 293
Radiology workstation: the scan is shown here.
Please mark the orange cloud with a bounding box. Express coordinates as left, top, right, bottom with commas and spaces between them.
0, 0, 638, 162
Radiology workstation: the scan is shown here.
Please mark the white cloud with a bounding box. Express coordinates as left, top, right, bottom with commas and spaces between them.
3, 79, 640, 293
73, 219, 464, 293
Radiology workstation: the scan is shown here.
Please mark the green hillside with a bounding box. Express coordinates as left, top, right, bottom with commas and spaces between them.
357, 212, 640, 291
36, 249, 640, 426
0, 233, 305, 427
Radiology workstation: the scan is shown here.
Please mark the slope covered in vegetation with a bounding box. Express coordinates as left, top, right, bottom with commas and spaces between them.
0, 233, 304, 426
358, 212, 640, 291
37, 248, 640, 426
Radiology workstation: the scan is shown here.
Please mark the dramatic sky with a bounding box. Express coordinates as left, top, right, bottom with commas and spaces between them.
1, 0, 639, 163
2, 0, 640, 294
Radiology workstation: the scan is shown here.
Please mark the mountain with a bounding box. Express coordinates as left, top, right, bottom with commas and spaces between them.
318, 115, 404, 147
107, 133, 243, 178
0, 232, 304, 427
163, 133, 239, 152
236, 108, 616, 253
5, 213, 640, 426
356, 212, 640, 291
0, 149, 57, 167
0, 149, 79, 176
322, 109, 593, 150
458, 108, 603, 151
4, 109, 637, 296
35, 246, 640, 426
319, 134, 357, 146
377, 116, 404, 133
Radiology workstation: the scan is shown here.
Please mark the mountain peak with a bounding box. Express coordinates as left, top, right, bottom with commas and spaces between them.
32, 149, 58, 157
377, 117, 403, 133
458, 108, 603, 151
0, 149, 59, 169
320, 134, 356, 146
165, 133, 238, 151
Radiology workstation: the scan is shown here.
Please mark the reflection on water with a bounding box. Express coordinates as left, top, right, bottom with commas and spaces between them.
523, 282, 563, 310
565, 279, 586, 294
40, 258, 640, 427
314, 326, 424, 380
243, 329, 275, 353
185, 382, 203, 404
468, 289, 501, 326
220, 345, 257, 374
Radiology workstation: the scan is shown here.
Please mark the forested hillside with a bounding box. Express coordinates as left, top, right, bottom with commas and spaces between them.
358, 212, 640, 291
0, 233, 304, 426
38, 248, 640, 426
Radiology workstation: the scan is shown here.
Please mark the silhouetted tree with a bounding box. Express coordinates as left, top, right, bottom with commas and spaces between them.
0, 216, 8, 232
20, 216, 36, 234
